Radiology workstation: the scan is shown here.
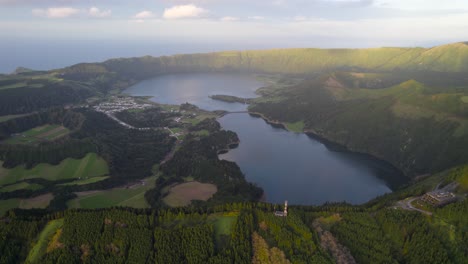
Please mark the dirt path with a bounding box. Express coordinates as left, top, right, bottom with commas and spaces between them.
160, 140, 180, 165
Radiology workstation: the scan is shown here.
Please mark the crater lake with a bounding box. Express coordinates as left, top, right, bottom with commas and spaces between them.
124, 73, 407, 205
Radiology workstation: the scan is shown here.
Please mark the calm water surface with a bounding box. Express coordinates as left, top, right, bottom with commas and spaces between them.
124, 73, 407, 205
124, 73, 261, 112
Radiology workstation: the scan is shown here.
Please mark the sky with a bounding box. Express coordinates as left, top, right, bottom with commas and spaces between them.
1, 0, 468, 72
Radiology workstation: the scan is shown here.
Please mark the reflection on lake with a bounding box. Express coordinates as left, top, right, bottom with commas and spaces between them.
124, 73, 260, 112
125, 73, 407, 205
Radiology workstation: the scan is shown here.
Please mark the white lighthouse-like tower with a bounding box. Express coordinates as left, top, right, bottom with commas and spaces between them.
275, 200, 288, 217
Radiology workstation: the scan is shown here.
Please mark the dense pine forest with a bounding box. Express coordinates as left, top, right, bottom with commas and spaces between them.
0, 199, 466, 264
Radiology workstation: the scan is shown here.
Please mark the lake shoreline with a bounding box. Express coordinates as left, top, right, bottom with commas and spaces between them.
125, 73, 408, 204
238, 111, 409, 190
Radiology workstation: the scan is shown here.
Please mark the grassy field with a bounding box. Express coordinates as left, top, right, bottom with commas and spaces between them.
0, 182, 42, 193
458, 172, 468, 192
58, 176, 109, 186
192, 130, 210, 137
19, 193, 54, 209
0, 193, 53, 216
444, 165, 468, 192
208, 212, 239, 246
210, 212, 238, 236
163, 181, 217, 207
25, 219, 64, 263
158, 104, 180, 112
0, 113, 30, 123
285, 121, 305, 133
0, 82, 28, 90
67, 175, 157, 209
0, 153, 109, 186
4, 124, 70, 144
183, 112, 218, 126
0, 199, 20, 216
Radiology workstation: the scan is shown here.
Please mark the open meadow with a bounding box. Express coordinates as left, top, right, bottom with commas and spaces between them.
0, 193, 54, 216
4, 124, 69, 144
0, 153, 109, 187
163, 181, 217, 207
67, 175, 158, 209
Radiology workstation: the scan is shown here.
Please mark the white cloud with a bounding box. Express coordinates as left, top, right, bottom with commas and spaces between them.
32, 7, 80, 18
163, 4, 207, 19
293, 15, 307, 21
248, 16, 265, 20
129, 19, 145, 23
324, 0, 374, 7
89, 7, 111, 18
272, 0, 286, 6
134, 10, 154, 19
221, 16, 239, 21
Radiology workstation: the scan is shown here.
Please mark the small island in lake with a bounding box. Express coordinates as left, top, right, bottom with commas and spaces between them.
210, 94, 252, 104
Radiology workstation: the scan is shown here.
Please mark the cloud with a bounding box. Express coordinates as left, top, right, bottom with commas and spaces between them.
293, 15, 307, 21
248, 16, 265, 20
89, 6, 111, 18
134, 10, 154, 19
221, 16, 239, 21
163, 4, 207, 19
32, 7, 80, 18
324, 0, 374, 7
130, 19, 145, 23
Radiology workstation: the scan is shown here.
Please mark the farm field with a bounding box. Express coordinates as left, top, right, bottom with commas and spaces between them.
0, 113, 31, 123
4, 124, 70, 144
163, 181, 217, 207
58, 176, 110, 186
0, 182, 42, 193
0, 153, 109, 186
0, 82, 28, 90
0, 193, 54, 216
67, 175, 157, 209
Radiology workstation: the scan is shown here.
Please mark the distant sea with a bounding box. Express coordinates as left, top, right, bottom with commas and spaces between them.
0, 39, 280, 74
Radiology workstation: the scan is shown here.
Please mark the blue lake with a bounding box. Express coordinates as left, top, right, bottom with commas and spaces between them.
125, 73, 407, 205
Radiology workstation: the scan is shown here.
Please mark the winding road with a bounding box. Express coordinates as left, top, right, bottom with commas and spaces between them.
397, 197, 432, 215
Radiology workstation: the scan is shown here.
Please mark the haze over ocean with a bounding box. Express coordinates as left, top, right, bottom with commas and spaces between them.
2, 0, 467, 74
0, 40, 242, 73
1, 37, 448, 74
1, 39, 310, 74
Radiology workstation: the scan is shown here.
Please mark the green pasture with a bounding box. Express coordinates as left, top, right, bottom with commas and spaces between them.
4, 124, 70, 144
0, 153, 109, 186
67, 176, 157, 209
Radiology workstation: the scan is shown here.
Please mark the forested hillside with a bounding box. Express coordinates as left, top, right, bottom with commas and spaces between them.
250, 71, 468, 176
0, 198, 466, 264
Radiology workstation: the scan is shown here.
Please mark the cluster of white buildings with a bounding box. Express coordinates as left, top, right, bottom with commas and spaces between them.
90, 97, 189, 139
92, 97, 153, 130
93, 97, 152, 114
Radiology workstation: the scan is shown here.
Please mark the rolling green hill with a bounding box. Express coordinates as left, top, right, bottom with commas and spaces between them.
53, 42, 468, 91
95, 42, 468, 78
250, 74, 468, 176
